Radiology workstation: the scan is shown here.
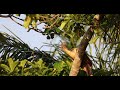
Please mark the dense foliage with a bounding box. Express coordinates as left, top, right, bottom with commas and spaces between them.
0, 14, 120, 76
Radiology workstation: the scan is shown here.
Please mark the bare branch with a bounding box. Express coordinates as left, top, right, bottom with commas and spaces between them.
10, 17, 23, 26
12, 15, 24, 21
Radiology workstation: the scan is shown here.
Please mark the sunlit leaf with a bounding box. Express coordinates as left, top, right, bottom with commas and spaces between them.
0, 64, 10, 72
56, 28, 61, 33
42, 68, 49, 75
67, 34, 73, 38
60, 20, 69, 30
24, 16, 31, 29
32, 20, 37, 28
89, 36, 99, 44
53, 61, 65, 72
8, 58, 19, 72
94, 29, 103, 35
36, 59, 43, 66
19, 59, 27, 68
16, 14, 20, 16
65, 60, 72, 67
35, 14, 40, 19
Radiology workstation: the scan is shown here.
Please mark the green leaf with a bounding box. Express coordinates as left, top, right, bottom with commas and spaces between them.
27, 61, 37, 69
24, 72, 30, 76
67, 33, 73, 38
32, 20, 37, 28
36, 60, 47, 69
27, 61, 34, 66
0, 64, 10, 72
53, 61, 65, 72
44, 29, 50, 34
65, 60, 72, 67
19, 59, 27, 68
0, 33, 6, 42
16, 14, 20, 16
36, 59, 43, 66
8, 58, 19, 72
66, 14, 70, 17
24, 67, 30, 72
35, 14, 40, 19
56, 28, 61, 33
66, 21, 74, 31
24, 16, 31, 29
89, 36, 99, 44
14, 67, 19, 73
42, 68, 49, 75
94, 29, 102, 35
60, 20, 69, 30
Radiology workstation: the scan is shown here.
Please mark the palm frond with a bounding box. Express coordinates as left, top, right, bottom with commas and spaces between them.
0, 32, 56, 65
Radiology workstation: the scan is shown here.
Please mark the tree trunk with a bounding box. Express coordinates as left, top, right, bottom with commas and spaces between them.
69, 26, 94, 76
69, 14, 102, 76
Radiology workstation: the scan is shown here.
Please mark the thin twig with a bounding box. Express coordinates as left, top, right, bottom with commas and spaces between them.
10, 17, 23, 26
44, 15, 60, 29
12, 15, 24, 21
2, 25, 25, 44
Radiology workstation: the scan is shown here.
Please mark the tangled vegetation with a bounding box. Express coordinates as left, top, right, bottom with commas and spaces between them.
0, 14, 120, 76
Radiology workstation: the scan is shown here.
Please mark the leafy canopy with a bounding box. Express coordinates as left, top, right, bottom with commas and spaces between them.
0, 14, 120, 76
